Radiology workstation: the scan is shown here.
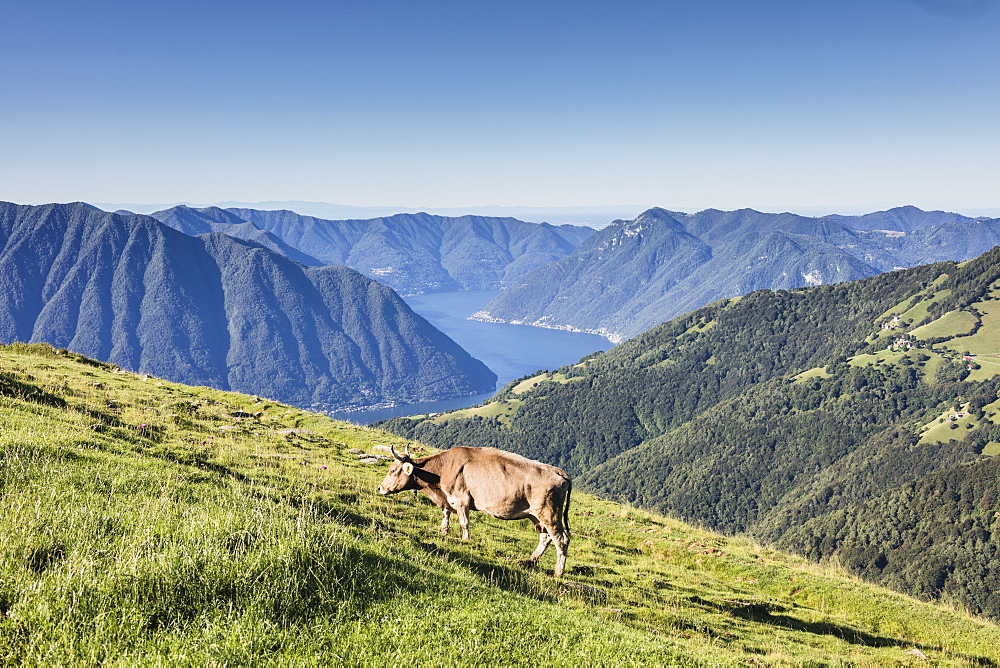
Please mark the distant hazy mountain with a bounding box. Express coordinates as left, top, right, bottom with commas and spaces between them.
149, 205, 324, 266
822, 204, 977, 233
149, 206, 595, 295
475, 206, 1000, 341
212, 201, 640, 227
0, 202, 496, 409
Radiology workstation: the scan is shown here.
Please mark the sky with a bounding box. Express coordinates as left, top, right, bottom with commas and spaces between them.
1, 0, 998, 215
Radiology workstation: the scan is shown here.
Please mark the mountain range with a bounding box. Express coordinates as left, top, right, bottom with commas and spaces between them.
97, 200, 641, 227
475, 205, 1000, 341
0, 202, 496, 409
380, 246, 1000, 619
146, 206, 595, 296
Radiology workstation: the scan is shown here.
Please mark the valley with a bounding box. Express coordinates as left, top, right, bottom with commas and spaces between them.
330, 290, 609, 423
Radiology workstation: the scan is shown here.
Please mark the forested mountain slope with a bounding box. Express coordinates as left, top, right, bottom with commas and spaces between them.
381, 247, 1000, 619
148, 206, 595, 295
471, 208, 713, 340
0, 202, 495, 409
476, 206, 1000, 340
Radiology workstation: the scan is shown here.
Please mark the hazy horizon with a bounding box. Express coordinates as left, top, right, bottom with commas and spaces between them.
81, 200, 1000, 228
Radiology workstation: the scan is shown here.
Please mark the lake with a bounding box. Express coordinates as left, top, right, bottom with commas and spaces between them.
329, 290, 611, 423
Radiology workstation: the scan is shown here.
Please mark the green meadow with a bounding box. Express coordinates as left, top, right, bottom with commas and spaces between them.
2, 343, 999, 666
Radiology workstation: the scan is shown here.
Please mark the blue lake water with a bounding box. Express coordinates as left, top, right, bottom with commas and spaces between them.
330, 290, 611, 424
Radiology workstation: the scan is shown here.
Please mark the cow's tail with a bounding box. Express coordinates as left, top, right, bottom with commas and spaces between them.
562, 479, 572, 536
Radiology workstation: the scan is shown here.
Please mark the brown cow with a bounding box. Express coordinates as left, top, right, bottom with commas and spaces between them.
377, 445, 572, 577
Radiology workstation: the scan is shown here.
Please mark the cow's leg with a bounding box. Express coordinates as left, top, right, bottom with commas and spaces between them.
526, 520, 552, 565
552, 529, 570, 578
528, 529, 552, 563
456, 505, 471, 540
440, 508, 451, 535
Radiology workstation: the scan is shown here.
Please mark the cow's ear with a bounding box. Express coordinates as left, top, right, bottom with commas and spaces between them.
403, 462, 414, 476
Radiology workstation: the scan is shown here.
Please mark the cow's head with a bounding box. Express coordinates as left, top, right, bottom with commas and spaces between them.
377, 445, 419, 495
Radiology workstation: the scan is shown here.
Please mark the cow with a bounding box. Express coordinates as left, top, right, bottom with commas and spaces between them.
377, 445, 572, 577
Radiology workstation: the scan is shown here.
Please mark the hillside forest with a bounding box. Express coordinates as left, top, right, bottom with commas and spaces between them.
381, 246, 1000, 621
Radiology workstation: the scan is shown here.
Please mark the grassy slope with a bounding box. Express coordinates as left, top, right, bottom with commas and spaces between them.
788, 277, 1000, 456
2, 345, 999, 666
420, 372, 582, 426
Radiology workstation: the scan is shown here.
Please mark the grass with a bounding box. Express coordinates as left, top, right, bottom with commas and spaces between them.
918, 402, 976, 444
429, 398, 524, 425
3, 344, 1000, 665
510, 371, 579, 396
943, 299, 1000, 351
919, 395, 1000, 450
910, 310, 978, 341
792, 367, 831, 383
681, 318, 717, 337
916, 291, 1000, 382
876, 274, 948, 325
846, 350, 902, 367
896, 287, 953, 329
842, 349, 947, 384
425, 372, 581, 425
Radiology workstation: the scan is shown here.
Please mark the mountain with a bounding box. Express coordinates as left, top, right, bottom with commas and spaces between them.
0, 202, 496, 409
212, 201, 642, 227
148, 206, 596, 296
472, 208, 712, 339
101, 200, 641, 226
823, 204, 977, 232
635, 230, 879, 326
148, 205, 324, 266
475, 206, 1000, 340
3, 342, 998, 664
379, 247, 1000, 619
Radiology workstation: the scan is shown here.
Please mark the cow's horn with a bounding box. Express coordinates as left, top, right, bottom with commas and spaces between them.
391, 445, 406, 461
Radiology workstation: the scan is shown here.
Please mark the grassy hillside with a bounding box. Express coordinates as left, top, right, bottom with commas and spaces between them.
380, 249, 1000, 621
2, 344, 999, 665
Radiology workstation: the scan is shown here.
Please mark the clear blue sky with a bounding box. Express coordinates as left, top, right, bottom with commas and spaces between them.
2, 0, 998, 214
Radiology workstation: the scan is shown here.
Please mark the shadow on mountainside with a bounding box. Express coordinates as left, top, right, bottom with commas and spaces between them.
689, 595, 996, 665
